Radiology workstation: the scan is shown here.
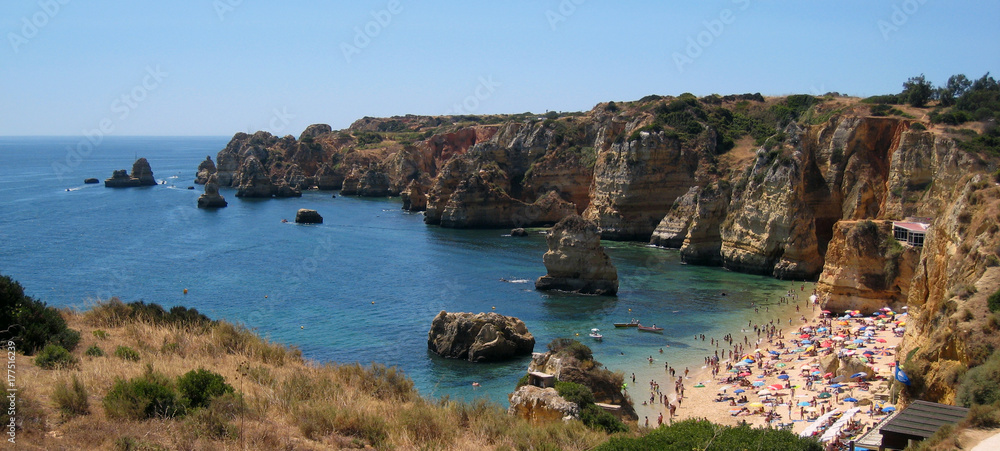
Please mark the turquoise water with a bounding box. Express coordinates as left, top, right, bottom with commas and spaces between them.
0, 136, 802, 407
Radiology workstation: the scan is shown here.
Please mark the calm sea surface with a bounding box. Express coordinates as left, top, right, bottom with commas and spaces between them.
0, 136, 803, 408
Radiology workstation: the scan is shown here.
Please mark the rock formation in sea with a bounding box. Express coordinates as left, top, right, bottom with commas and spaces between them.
535, 215, 618, 295
233, 155, 301, 198
104, 158, 157, 188
84, 178, 99, 184
427, 311, 535, 363
294, 209, 323, 224
195, 156, 217, 184
196, 174, 228, 208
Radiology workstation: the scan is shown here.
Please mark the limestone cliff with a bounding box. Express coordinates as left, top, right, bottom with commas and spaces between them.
816, 220, 918, 314
535, 215, 618, 295
508, 386, 579, 423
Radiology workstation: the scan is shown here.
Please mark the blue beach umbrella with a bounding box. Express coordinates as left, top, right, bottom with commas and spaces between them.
752, 381, 765, 387
882, 406, 896, 412
828, 384, 843, 388
844, 397, 859, 402
734, 389, 745, 394
851, 372, 868, 379
777, 374, 790, 380
797, 401, 811, 407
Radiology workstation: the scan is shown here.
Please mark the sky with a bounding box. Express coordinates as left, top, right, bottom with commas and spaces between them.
2, 0, 998, 136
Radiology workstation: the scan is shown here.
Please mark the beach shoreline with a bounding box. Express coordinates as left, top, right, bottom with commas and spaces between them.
628, 282, 905, 443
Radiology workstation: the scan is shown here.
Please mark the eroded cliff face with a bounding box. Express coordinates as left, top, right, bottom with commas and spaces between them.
816, 220, 918, 314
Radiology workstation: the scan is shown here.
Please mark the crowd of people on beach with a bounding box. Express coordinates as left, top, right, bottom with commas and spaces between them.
633, 283, 907, 449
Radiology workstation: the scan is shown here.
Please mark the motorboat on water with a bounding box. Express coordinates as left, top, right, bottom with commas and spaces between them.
637, 324, 664, 333
589, 328, 603, 341
613, 318, 639, 328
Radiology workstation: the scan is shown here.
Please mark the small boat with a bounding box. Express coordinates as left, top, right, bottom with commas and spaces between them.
614, 318, 640, 328
637, 324, 664, 334
589, 328, 603, 341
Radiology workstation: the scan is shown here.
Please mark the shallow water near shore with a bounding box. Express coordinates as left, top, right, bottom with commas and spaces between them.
1, 136, 803, 408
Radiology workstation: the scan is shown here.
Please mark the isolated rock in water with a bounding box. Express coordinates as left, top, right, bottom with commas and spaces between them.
535, 215, 618, 295
84, 178, 99, 184
197, 174, 228, 208
508, 385, 579, 423
295, 209, 323, 224
510, 228, 527, 237
104, 158, 157, 188
427, 311, 534, 363
195, 156, 217, 184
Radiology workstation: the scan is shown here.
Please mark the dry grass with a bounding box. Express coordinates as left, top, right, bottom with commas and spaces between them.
15, 300, 608, 450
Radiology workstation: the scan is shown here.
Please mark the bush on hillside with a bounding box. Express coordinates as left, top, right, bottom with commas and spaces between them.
34, 344, 77, 370
114, 345, 141, 361
177, 368, 234, 409
548, 338, 594, 362
596, 418, 822, 450
104, 372, 183, 420
1, 273, 80, 355
988, 289, 1000, 313
85, 344, 105, 357
86, 298, 213, 329
957, 349, 1000, 408
53, 374, 90, 417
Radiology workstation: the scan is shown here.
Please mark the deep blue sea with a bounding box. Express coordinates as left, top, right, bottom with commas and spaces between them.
0, 136, 804, 413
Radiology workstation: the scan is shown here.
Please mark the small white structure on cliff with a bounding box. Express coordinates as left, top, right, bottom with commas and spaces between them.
892, 221, 929, 247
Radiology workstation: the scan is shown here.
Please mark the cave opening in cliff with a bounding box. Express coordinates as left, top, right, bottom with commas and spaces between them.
815, 217, 837, 257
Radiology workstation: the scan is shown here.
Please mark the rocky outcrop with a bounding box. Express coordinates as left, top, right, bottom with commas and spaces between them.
507, 386, 579, 423
233, 155, 301, 198
583, 131, 700, 241
299, 124, 332, 142
357, 168, 391, 197
816, 220, 918, 314
535, 215, 618, 295
195, 156, 217, 184
401, 179, 427, 211
84, 178, 99, 184
650, 187, 699, 248
104, 158, 157, 188
314, 163, 343, 190
525, 340, 637, 420
680, 182, 731, 265
427, 311, 535, 363
197, 174, 228, 208
294, 209, 323, 224
510, 228, 527, 237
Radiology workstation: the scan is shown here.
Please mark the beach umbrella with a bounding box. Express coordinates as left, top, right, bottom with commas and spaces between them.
853, 339, 865, 344
734, 389, 745, 394
844, 397, 859, 402
738, 372, 751, 377
752, 381, 765, 387
798, 401, 812, 407
817, 327, 828, 332
768, 384, 784, 391
748, 402, 764, 408
769, 350, 780, 355
775, 363, 786, 368
757, 389, 771, 396
756, 375, 766, 379
831, 375, 845, 383
851, 372, 868, 379
818, 392, 832, 399
824, 372, 833, 378
888, 362, 897, 367
863, 350, 875, 356
734, 361, 749, 367
882, 406, 896, 412
811, 371, 822, 376
801, 339, 813, 345
877, 338, 888, 343
828, 384, 843, 388
778, 374, 790, 380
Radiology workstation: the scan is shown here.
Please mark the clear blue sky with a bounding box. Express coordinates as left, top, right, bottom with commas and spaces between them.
2, 1, 998, 136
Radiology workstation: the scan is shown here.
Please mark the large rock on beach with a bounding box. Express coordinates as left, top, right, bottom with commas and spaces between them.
295, 209, 323, 224
535, 215, 618, 295
427, 311, 535, 363
104, 158, 158, 188
508, 386, 579, 423
197, 174, 228, 208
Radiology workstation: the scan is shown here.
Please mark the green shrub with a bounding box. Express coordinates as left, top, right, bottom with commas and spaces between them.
596, 418, 821, 450
910, 122, 927, 131
34, 344, 77, 369
86, 298, 213, 329
177, 368, 234, 409
296, 405, 388, 447
988, 289, 1000, 313
85, 344, 104, 357
1, 273, 80, 355
963, 403, 1000, 428
555, 381, 595, 407
957, 349, 1000, 408
115, 345, 141, 361
53, 374, 89, 417
547, 339, 593, 362
112, 436, 166, 451
103, 372, 182, 420
92, 329, 108, 340
580, 404, 628, 434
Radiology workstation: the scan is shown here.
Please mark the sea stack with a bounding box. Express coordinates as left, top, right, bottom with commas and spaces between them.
104, 158, 157, 188
427, 311, 535, 363
294, 209, 323, 224
535, 214, 618, 295
197, 174, 228, 208
195, 155, 217, 184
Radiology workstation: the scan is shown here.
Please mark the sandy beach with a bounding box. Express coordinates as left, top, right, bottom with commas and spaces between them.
629, 283, 906, 444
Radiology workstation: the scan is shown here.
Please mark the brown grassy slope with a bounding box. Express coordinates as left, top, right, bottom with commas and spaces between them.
16, 300, 606, 450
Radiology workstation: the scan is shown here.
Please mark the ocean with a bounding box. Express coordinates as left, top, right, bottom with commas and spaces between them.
0, 136, 803, 410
